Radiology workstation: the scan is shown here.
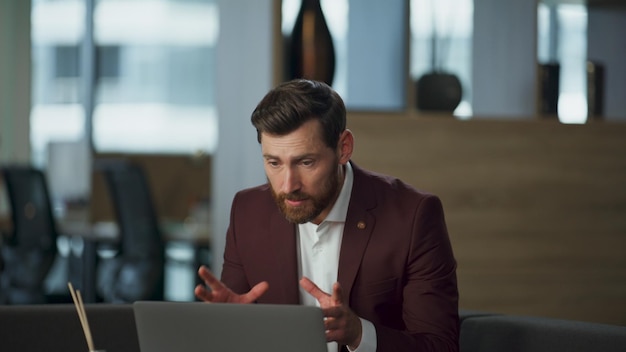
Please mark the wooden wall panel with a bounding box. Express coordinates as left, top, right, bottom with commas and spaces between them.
347, 113, 626, 326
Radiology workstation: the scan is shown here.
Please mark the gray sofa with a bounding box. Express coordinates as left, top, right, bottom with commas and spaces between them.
460, 313, 626, 352
0, 304, 139, 352
0, 305, 625, 352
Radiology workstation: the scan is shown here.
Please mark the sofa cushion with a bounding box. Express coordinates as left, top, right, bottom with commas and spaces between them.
460, 314, 626, 352
0, 304, 139, 352
459, 309, 498, 323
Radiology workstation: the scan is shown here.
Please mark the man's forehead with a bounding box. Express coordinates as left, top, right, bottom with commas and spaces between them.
261, 135, 322, 157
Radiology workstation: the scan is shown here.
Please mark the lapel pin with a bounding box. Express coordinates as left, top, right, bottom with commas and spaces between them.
357, 221, 366, 230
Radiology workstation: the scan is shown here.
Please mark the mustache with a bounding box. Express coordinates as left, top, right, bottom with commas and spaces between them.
281, 192, 309, 201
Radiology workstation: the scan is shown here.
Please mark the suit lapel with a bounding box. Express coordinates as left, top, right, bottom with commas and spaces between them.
269, 210, 300, 304
337, 164, 377, 306
263, 163, 377, 305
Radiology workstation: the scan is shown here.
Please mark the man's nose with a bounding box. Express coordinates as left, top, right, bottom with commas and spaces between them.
281, 167, 301, 194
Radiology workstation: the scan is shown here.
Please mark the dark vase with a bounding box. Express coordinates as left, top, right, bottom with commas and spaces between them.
415, 71, 463, 112
285, 0, 336, 86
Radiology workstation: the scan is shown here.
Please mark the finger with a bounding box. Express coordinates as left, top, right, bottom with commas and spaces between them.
324, 319, 332, 332
197, 265, 215, 282
299, 277, 329, 301
323, 317, 343, 343
324, 306, 362, 347
330, 282, 343, 306
325, 329, 344, 344
321, 306, 341, 319
194, 284, 213, 302
198, 266, 224, 290
239, 281, 270, 303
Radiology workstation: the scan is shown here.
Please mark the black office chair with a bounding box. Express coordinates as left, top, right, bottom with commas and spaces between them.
96, 160, 165, 303
0, 166, 59, 304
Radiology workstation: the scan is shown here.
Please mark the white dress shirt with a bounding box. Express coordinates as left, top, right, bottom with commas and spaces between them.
297, 162, 377, 352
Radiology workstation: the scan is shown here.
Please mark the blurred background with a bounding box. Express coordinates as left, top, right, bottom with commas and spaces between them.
1, 0, 625, 325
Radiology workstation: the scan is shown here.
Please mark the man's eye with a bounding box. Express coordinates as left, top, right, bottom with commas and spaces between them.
301, 160, 314, 167
267, 161, 279, 167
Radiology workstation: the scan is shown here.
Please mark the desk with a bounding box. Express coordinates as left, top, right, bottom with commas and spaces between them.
60, 219, 211, 246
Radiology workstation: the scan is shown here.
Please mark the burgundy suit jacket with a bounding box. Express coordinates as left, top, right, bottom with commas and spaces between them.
221, 163, 459, 352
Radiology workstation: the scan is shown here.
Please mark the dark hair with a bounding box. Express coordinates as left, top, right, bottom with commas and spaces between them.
251, 79, 346, 149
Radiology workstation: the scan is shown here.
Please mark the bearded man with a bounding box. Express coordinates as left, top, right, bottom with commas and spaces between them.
195, 79, 459, 352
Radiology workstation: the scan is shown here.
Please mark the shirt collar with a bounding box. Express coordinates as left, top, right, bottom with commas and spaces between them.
320, 161, 354, 223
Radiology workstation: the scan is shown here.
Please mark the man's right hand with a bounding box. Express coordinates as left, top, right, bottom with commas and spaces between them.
194, 265, 269, 303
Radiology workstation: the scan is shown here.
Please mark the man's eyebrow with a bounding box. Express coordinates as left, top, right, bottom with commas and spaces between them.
262, 153, 318, 161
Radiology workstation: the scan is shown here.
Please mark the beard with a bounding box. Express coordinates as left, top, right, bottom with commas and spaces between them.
270, 163, 341, 224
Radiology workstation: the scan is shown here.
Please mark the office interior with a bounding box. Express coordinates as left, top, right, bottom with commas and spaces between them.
1, 0, 625, 326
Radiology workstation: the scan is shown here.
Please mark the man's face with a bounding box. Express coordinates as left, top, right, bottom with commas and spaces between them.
261, 119, 343, 225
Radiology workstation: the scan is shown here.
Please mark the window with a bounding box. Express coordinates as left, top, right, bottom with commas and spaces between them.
283, 0, 473, 113
282, 0, 406, 111
31, 0, 85, 166
30, 0, 219, 165
282, 0, 348, 99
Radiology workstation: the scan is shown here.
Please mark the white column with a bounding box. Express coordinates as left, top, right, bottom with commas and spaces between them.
0, 0, 31, 163
588, 7, 626, 122
472, 0, 538, 118
211, 0, 274, 276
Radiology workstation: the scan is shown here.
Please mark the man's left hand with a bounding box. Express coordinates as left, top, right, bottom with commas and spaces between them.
300, 277, 363, 350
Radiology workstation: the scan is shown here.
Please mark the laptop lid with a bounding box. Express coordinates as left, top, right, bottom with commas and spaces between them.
133, 301, 327, 352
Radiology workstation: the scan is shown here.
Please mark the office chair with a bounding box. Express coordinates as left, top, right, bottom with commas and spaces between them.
96, 160, 165, 303
0, 166, 59, 304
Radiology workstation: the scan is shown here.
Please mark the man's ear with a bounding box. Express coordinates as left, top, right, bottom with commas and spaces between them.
338, 129, 354, 164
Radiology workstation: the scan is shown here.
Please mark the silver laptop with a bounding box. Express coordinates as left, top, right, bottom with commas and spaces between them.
133, 301, 327, 352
